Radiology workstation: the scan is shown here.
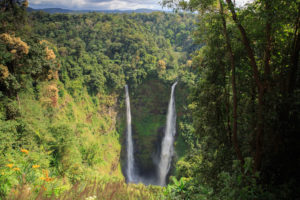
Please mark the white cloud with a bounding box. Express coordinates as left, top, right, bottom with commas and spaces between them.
28, 0, 254, 10
235, 0, 254, 7
29, 0, 162, 10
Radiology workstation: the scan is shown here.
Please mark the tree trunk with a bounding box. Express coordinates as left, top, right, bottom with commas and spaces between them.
264, 0, 272, 82
219, 0, 244, 165
225, 0, 264, 172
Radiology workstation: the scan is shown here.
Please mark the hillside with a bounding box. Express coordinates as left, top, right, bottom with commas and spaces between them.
0, 5, 196, 199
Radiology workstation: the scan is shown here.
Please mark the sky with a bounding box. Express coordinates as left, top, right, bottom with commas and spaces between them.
28, 0, 253, 11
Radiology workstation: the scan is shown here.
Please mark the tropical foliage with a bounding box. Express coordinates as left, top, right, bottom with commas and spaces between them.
0, 1, 196, 198
0, 0, 299, 199
163, 0, 300, 199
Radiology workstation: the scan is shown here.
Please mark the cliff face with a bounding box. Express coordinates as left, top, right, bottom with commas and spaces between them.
119, 79, 189, 182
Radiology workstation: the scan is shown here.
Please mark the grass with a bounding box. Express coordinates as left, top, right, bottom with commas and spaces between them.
7, 180, 164, 200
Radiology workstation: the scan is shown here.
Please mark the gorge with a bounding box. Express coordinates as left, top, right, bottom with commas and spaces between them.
124, 82, 179, 186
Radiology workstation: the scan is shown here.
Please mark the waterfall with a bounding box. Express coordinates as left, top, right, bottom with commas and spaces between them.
125, 84, 136, 183
158, 82, 178, 186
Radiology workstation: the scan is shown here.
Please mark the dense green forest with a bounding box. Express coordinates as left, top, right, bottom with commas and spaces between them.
0, 0, 299, 199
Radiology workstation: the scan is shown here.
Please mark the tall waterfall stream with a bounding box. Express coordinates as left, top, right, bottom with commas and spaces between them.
158, 82, 177, 186
125, 84, 136, 183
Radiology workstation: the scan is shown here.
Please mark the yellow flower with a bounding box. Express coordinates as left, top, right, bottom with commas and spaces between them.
13, 168, 20, 171
40, 177, 45, 180
6, 164, 14, 168
1, 172, 4, 175
32, 165, 40, 169
21, 148, 29, 154
10, 49, 17, 54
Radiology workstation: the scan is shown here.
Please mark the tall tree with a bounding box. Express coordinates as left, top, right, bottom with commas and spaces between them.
218, 0, 244, 166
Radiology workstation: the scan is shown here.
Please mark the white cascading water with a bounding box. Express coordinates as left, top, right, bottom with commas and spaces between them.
125, 84, 136, 183
158, 82, 178, 186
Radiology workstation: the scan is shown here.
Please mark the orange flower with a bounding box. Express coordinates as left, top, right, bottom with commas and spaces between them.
13, 168, 20, 171
42, 169, 48, 175
40, 170, 54, 182
32, 165, 40, 169
21, 148, 29, 154
45, 177, 54, 182
6, 164, 14, 168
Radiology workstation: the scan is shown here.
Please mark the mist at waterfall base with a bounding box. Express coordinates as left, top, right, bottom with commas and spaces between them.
124, 83, 178, 186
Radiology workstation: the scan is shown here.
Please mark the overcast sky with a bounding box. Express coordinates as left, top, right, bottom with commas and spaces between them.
28, 0, 253, 10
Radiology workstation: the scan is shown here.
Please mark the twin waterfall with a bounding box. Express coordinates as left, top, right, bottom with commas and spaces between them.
125, 82, 177, 186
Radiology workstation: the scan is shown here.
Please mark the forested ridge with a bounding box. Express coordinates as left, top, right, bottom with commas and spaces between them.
0, 0, 299, 199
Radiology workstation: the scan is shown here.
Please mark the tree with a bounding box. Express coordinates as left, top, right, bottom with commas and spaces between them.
0, 0, 28, 31
163, 0, 300, 198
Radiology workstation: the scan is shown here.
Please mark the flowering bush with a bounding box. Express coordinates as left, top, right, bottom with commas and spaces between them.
0, 148, 57, 198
